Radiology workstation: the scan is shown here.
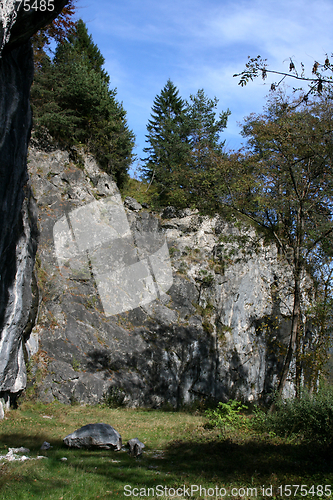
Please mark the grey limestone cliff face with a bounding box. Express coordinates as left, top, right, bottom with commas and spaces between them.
26, 148, 294, 407
0, 0, 68, 409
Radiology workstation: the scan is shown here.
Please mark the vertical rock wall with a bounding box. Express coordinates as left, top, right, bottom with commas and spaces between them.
0, 1, 67, 409
0, 42, 36, 397
26, 150, 296, 407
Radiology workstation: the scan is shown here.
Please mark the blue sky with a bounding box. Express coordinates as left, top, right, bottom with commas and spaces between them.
74, 0, 333, 176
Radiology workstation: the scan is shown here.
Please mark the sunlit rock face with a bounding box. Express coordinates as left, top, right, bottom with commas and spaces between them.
0, 2, 296, 412
26, 149, 295, 408
0, 1, 67, 405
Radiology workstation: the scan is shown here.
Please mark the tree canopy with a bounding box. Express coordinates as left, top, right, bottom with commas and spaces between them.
142, 81, 229, 208
32, 0, 76, 69
142, 79, 191, 206
215, 91, 333, 399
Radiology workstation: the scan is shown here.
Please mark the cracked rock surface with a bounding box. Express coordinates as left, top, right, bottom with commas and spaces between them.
26, 148, 295, 407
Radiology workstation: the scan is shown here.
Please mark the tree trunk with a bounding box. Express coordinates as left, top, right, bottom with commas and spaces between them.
295, 327, 301, 398
269, 268, 301, 413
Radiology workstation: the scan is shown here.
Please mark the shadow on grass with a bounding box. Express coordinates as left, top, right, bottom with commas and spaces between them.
1, 432, 333, 498
0, 433, 65, 453
160, 437, 333, 482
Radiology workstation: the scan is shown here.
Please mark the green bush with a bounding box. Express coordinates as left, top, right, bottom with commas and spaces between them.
205, 399, 248, 430
255, 387, 333, 443
101, 386, 126, 408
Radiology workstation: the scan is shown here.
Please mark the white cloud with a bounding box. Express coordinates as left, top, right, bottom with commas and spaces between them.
76, 0, 333, 163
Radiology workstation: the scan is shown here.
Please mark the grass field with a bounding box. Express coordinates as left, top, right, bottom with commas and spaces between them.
0, 401, 332, 499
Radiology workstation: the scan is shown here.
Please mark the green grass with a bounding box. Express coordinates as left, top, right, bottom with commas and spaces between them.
0, 401, 332, 499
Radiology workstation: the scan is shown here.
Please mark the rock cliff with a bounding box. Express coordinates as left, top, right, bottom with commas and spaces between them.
25, 148, 295, 408
0, 1, 68, 413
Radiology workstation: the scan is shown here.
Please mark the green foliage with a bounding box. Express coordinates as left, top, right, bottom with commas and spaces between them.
198, 269, 214, 286
215, 92, 333, 398
101, 386, 126, 408
253, 387, 333, 443
71, 356, 81, 372
202, 318, 214, 334
142, 81, 230, 209
119, 177, 159, 209
184, 90, 230, 212
205, 400, 248, 430
187, 89, 229, 160
168, 246, 178, 257
31, 19, 135, 188
142, 79, 191, 206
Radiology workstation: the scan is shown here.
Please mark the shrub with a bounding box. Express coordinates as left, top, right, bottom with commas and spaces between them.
101, 386, 126, 408
205, 399, 248, 430
256, 387, 333, 443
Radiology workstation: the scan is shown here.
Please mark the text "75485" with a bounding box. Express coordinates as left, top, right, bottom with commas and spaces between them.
16, 0, 55, 12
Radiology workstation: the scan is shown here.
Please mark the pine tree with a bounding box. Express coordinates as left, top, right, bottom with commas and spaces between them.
142, 79, 191, 206
31, 19, 135, 187
185, 90, 230, 210
187, 89, 230, 170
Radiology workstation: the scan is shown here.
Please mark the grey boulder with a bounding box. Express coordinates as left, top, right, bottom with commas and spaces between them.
63, 423, 122, 450
128, 438, 145, 457
124, 196, 142, 211
161, 206, 177, 219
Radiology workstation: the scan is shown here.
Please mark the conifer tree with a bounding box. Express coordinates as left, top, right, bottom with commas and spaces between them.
143, 83, 231, 208
142, 79, 191, 206
185, 89, 230, 211
31, 19, 135, 187
187, 89, 230, 170
55, 19, 110, 84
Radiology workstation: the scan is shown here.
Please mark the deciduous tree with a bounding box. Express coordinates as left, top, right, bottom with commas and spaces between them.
234, 54, 333, 99
216, 92, 333, 402
32, 0, 76, 69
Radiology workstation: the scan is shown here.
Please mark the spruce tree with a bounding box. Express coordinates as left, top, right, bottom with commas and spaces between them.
142, 79, 191, 206
31, 19, 135, 187
187, 89, 230, 170
143, 83, 231, 208
55, 19, 110, 85
185, 89, 230, 211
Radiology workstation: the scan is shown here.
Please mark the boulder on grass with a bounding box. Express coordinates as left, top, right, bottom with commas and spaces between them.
128, 437, 145, 457
63, 423, 122, 450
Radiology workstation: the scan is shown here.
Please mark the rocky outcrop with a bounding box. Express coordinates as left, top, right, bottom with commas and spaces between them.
26, 148, 295, 407
0, 1, 297, 412
0, 1, 68, 410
